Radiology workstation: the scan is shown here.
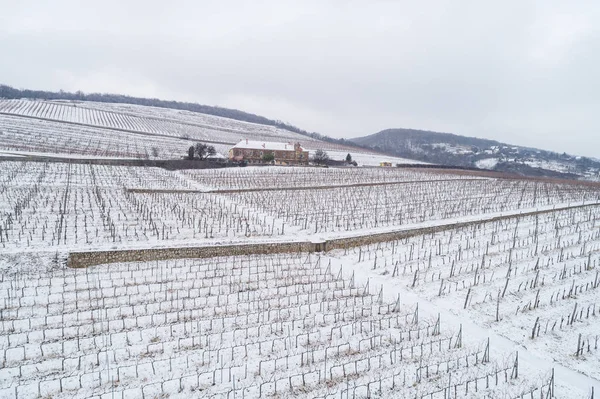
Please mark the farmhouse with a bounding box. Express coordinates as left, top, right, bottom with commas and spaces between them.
228, 139, 309, 165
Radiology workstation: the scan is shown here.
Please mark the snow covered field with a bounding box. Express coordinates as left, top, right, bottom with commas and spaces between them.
1, 147, 600, 396
0, 253, 559, 399
2, 161, 599, 255
226, 178, 600, 236
475, 158, 500, 170
0, 99, 379, 160
321, 151, 424, 166
178, 166, 477, 191
336, 206, 600, 382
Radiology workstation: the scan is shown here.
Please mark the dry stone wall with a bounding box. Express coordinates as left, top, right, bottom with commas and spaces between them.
68, 242, 314, 268
68, 203, 598, 268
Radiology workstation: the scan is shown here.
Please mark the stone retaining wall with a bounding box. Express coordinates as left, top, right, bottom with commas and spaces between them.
68, 203, 599, 268
68, 241, 314, 268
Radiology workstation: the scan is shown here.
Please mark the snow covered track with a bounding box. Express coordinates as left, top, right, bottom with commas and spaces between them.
126, 177, 489, 195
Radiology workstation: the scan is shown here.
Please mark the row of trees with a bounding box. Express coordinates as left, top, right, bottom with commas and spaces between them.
185, 144, 357, 166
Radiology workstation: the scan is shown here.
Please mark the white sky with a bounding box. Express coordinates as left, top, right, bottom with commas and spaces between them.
1, 0, 599, 158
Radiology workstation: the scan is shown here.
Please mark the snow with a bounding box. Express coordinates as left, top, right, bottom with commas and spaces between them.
0, 152, 26, 157
324, 204, 600, 398
178, 166, 465, 191
524, 159, 573, 174
0, 252, 562, 398
476, 158, 499, 170
0, 149, 140, 160
329, 252, 598, 398
432, 143, 473, 155
4, 207, 599, 397
0, 99, 378, 160
322, 150, 428, 166
1, 160, 598, 260
1, 105, 600, 397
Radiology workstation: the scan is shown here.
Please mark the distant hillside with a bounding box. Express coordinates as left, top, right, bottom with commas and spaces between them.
0, 84, 358, 149
352, 128, 600, 180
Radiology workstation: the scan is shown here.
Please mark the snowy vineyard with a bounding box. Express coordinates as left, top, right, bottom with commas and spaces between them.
225, 178, 600, 234
176, 167, 477, 191
1, 157, 600, 398
2, 161, 600, 252
0, 99, 318, 145
0, 114, 208, 160
349, 205, 600, 381
0, 100, 363, 159
0, 253, 555, 398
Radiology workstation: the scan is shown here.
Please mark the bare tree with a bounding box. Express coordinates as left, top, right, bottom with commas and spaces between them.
195, 143, 217, 160
312, 149, 329, 165
206, 145, 216, 158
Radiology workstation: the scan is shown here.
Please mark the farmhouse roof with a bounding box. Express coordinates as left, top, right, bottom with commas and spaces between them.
231, 140, 303, 151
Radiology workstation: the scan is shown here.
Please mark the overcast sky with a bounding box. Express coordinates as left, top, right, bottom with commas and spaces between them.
1, 1, 599, 157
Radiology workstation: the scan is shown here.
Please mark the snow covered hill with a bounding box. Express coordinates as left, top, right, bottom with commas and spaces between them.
353, 128, 600, 180
0, 99, 408, 164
